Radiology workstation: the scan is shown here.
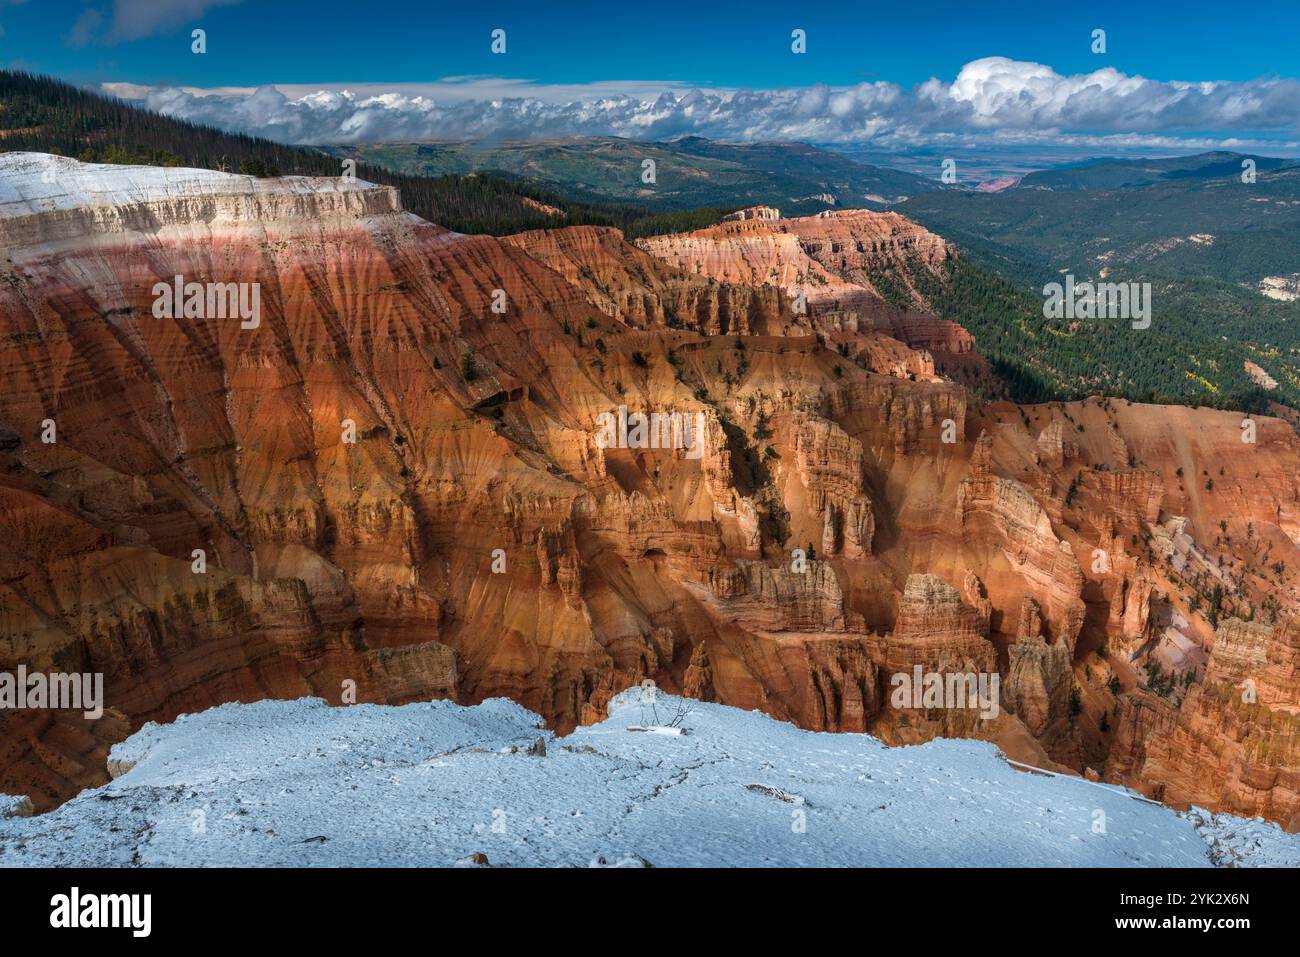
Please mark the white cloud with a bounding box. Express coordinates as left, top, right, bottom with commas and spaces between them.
102, 57, 1300, 150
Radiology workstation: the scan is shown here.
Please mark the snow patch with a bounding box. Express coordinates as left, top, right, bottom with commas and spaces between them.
0, 152, 383, 220
2, 691, 1298, 867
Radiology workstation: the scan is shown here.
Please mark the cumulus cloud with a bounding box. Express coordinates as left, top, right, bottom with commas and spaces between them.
102, 57, 1300, 150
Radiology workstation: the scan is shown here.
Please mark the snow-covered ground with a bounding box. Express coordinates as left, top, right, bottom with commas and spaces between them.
1, 691, 1297, 867
0, 152, 380, 219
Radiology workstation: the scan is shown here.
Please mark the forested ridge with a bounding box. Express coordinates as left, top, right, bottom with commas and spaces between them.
915, 255, 1288, 412
0, 70, 730, 238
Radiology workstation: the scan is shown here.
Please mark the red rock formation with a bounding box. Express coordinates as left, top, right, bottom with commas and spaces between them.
1, 154, 1299, 826
635, 208, 983, 381
958, 431, 1087, 652
1107, 618, 1300, 826
1003, 596, 1073, 737
887, 574, 991, 664
789, 412, 874, 559
723, 206, 782, 222
504, 226, 788, 336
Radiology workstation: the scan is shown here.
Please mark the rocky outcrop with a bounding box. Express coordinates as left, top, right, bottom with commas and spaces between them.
826, 376, 968, 454
1003, 597, 1074, 737
793, 638, 880, 732
795, 209, 953, 304
707, 560, 851, 633
893, 574, 988, 643
1081, 469, 1164, 531
1204, 618, 1274, 690
958, 432, 1086, 651
681, 640, 716, 701
790, 412, 873, 558
636, 208, 975, 379
1106, 617, 1300, 823
505, 226, 788, 335
1108, 681, 1300, 826
723, 206, 781, 222
1035, 419, 1073, 470
883, 574, 993, 672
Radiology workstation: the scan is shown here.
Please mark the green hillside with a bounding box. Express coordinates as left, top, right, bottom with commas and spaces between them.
1017, 152, 1299, 192
326, 135, 943, 214
899, 154, 1300, 411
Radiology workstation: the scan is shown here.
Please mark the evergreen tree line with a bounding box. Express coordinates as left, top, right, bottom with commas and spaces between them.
914, 257, 1286, 413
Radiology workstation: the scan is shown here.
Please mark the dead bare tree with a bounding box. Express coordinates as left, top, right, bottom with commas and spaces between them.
637, 681, 693, 729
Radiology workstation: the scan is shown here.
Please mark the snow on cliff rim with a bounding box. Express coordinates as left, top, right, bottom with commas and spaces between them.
2, 691, 1297, 868
0, 151, 383, 219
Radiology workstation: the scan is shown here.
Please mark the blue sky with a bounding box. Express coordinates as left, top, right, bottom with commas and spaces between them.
4, 0, 1297, 89
2, 0, 1298, 168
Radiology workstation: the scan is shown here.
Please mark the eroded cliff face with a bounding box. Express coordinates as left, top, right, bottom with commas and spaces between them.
1106, 616, 1300, 828
501, 225, 789, 337
2, 155, 1299, 824
635, 207, 979, 381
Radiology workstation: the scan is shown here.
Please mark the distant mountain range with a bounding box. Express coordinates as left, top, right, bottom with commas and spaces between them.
324, 135, 946, 213
1016, 152, 1300, 192
902, 151, 1300, 290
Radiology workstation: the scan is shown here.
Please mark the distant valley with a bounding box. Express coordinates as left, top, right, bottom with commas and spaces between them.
325, 135, 946, 214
